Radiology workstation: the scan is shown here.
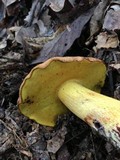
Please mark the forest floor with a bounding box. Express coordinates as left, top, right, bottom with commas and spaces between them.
0, 0, 120, 159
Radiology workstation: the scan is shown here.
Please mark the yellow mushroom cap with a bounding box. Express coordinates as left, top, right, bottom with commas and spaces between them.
18, 57, 106, 126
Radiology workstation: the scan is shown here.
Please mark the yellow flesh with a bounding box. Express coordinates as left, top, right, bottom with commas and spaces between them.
19, 58, 106, 126
58, 80, 120, 148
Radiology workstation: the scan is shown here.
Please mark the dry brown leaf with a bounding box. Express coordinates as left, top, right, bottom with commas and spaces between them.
95, 32, 119, 49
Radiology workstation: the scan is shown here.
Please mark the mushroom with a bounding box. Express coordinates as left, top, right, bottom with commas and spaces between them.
18, 57, 120, 148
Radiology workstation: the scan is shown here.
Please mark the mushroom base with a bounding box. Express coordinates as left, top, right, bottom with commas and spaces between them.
58, 79, 120, 148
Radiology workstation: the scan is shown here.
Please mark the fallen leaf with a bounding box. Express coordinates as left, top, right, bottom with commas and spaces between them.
5, 1, 20, 16
110, 63, 120, 74
0, 0, 5, 21
105, 142, 113, 153
32, 7, 94, 64
48, 0, 65, 12
40, 9, 51, 29
2, 0, 17, 7
24, 0, 42, 25
55, 0, 91, 24
89, 0, 109, 37
47, 126, 67, 153
103, 2, 120, 30
103, 11, 120, 31
15, 19, 48, 44
0, 28, 6, 38
3, 51, 22, 60
0, 37, 7, 49
0, 131, 14, 154
95, 31, 119, 49
57, 145, 70, 160
48, 0, 82, 12
22, 26, 63, 60
114, 86, 120, 100
16, 7, 51, 44
0, 0, 21, 38
68, 0, 76, 7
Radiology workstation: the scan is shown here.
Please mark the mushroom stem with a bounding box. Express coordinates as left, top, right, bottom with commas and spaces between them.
58, 79, 120, 148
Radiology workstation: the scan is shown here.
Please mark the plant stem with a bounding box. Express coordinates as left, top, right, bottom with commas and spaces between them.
58, 79, 120, 148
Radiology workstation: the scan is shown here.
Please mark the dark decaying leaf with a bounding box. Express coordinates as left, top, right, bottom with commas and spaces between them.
0, 0, 21, 43
110, 64, 120, 74
31, 7, 94, 64
47, 126, 67, 153
114, 86, 120, 100
57, 145, 70, 160
6, 2, 20, 16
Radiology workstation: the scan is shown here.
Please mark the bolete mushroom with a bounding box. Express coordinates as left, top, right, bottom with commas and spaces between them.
18, 57, 120, 148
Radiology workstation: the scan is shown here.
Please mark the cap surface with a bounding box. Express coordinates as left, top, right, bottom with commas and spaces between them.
18, 57, 106, 126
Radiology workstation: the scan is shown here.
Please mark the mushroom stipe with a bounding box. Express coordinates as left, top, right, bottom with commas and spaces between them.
18, 57, 120, 148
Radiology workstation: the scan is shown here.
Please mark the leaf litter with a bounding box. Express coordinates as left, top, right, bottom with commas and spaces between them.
0, 0, 120, 159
